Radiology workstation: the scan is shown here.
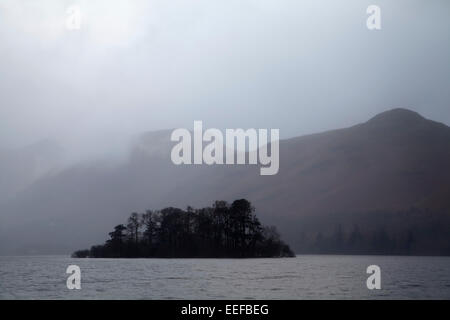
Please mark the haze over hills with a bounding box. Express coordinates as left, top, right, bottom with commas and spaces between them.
1, 108, 450, 255
0, 140, 64, 203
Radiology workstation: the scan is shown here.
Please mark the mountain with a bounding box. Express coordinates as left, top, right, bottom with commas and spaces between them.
1, 108, 450, 255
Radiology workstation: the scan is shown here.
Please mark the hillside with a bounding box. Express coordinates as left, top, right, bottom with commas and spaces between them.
1, 108, 450, 255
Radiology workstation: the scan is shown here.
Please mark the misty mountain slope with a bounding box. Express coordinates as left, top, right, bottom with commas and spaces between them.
1, 108, 450, 255
0, 140, 64, 203
0, 130, 251, 254
260, 108, 450, 217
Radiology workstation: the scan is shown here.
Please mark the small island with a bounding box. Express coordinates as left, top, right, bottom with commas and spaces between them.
73, 199, 295, 258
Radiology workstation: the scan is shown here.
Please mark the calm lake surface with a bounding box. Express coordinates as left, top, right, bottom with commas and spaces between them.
1, 255, 450, 299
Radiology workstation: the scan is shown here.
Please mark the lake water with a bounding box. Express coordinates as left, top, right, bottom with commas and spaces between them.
1, 255, 450, 299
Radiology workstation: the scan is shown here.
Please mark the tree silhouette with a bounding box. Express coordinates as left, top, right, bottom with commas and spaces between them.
107, 224, 127, 257
74, 199, 295, 258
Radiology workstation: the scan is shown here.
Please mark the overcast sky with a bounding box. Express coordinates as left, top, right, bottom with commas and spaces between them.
0, 0, 449, 160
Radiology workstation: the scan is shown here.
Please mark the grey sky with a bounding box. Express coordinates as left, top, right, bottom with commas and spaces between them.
0, 0, 449, 160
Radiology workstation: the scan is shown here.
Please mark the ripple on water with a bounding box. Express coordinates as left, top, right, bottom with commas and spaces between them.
1, 255, 450, 299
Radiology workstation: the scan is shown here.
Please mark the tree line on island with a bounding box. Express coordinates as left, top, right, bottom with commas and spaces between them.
73, 199, 295, 258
